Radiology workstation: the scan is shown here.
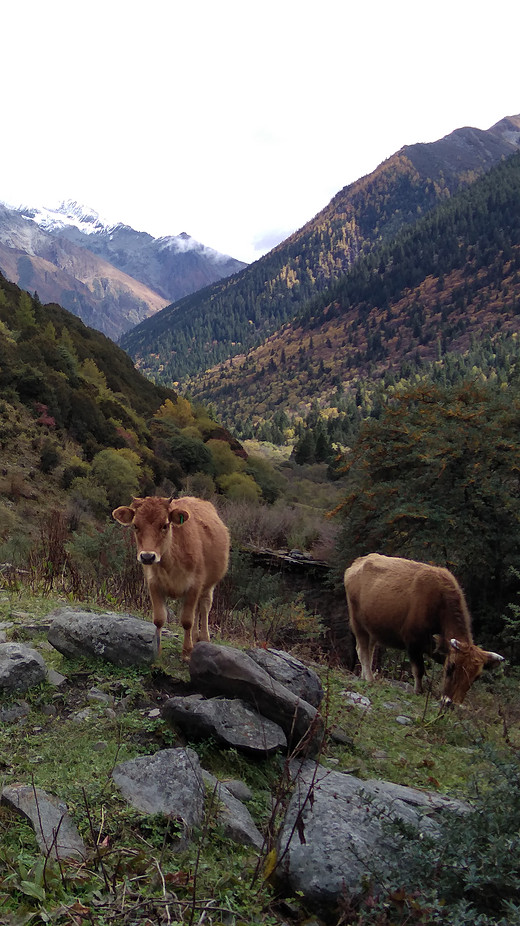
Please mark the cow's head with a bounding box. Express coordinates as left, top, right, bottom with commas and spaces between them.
434, 636, 504, 706
112, 496, 190, 565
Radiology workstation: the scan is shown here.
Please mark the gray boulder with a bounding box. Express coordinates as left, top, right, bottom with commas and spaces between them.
203, 771, 264, 848
1, 785, 86, 860
112, 748, 204, 839
189, 642, 324, 755
276, 760, 469, 908
0, 643, 47, 693
162, 694, 287, 755
247, 648, 323, 707
48, 608, 158, 666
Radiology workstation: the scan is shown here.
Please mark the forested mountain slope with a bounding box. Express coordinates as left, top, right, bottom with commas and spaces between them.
121, 115, 520, 382
0, 275, 248, 540
187, 150, 520, 431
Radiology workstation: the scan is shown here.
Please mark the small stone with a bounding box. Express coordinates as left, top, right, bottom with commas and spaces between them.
342, 690, 371, 709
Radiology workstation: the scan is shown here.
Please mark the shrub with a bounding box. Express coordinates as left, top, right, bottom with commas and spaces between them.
91, 447, 141, 509
246, 453, 286, 503
207, 439, 243, 476
39, 439, 60, 473
69, 475, 109, 517
217, 472, 262, 502
351, 748, 520, 925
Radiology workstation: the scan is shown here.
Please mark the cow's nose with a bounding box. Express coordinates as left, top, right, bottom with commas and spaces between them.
139, 552, 157, 565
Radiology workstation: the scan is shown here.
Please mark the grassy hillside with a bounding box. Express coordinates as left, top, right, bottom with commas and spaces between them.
1, 586, 519, 925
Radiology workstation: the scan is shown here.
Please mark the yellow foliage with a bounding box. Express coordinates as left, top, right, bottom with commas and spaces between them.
80, 358, 108, 392
154, 397, 196, 428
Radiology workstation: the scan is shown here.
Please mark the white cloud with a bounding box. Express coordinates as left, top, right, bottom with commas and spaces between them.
1, 0, 519, 262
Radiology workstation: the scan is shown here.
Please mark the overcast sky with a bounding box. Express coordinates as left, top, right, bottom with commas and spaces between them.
2, 0, 519, 263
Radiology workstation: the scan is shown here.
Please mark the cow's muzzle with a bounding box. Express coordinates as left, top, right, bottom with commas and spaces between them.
139, 551, 159, 565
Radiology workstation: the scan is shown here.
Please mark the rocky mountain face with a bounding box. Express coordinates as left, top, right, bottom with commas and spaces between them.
120, 114, 520, 383
0, 201, 247, 340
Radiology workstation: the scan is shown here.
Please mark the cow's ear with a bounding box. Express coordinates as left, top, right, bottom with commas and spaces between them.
482, 650, 505, 671
112, 506, 135, 525
169, 508, 190, 527
433, 634, 449, 656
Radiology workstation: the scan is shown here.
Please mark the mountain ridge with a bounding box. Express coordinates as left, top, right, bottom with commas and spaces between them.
187, 150, 520, 431
120, 114, 520, 383
0, 200, 247, 339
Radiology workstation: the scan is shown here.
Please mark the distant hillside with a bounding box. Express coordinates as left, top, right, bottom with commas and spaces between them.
121, 114, 520, 382
187, 150, 520, 430
0, 201, 246, 339
0, 275, 249, 538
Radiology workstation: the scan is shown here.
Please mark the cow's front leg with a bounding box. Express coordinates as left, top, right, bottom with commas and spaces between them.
408, 648, 425, 694
180, 588, 200, 661
149, 587, 168, 652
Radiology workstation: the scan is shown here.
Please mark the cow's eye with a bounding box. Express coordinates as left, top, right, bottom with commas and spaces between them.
161, 523, 169, 532
446, 663, 455, 677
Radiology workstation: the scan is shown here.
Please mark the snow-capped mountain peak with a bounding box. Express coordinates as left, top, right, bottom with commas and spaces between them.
16, 200, 119, 236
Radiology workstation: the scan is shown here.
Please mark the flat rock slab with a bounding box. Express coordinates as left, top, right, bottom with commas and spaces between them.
162, 694, 287, 755
189, 642, 324, 755
112, 748, 204, 837
1, 785, 86, 860
48, 608, 158, 666
0, 643, 47, 693
247, 647, 324, 707
276, 760, 470, 907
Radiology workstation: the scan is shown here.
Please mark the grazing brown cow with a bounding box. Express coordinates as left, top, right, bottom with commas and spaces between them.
344, 553, 504, 705
112, 496, 230, 659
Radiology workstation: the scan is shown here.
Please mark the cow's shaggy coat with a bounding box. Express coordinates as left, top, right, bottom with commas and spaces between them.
344, 553, 504, 704
113, 496, 230, 659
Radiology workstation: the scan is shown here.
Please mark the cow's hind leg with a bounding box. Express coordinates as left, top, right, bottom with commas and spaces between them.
353, 625, 376, 682
196, 587, 214, 644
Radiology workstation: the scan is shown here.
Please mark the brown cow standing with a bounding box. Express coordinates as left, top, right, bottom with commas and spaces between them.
344, 553, 504, 705
112, 496, 230, 659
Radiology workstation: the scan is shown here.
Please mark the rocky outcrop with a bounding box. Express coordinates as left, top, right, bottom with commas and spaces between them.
3, 617, 475, 917
189, 642, 324, 755
1, 785, 86, 860
112, 748, 204, 841
246, 647, 324, 707
47, 608, 158, 666
203, 771, 263, 848
162, 694, 287, 755
275, 760, 470, 908
0, 642, 47, 692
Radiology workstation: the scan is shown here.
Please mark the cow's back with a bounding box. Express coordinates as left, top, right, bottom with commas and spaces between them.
172, 497, 230, 584
344, 553, 462, 648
